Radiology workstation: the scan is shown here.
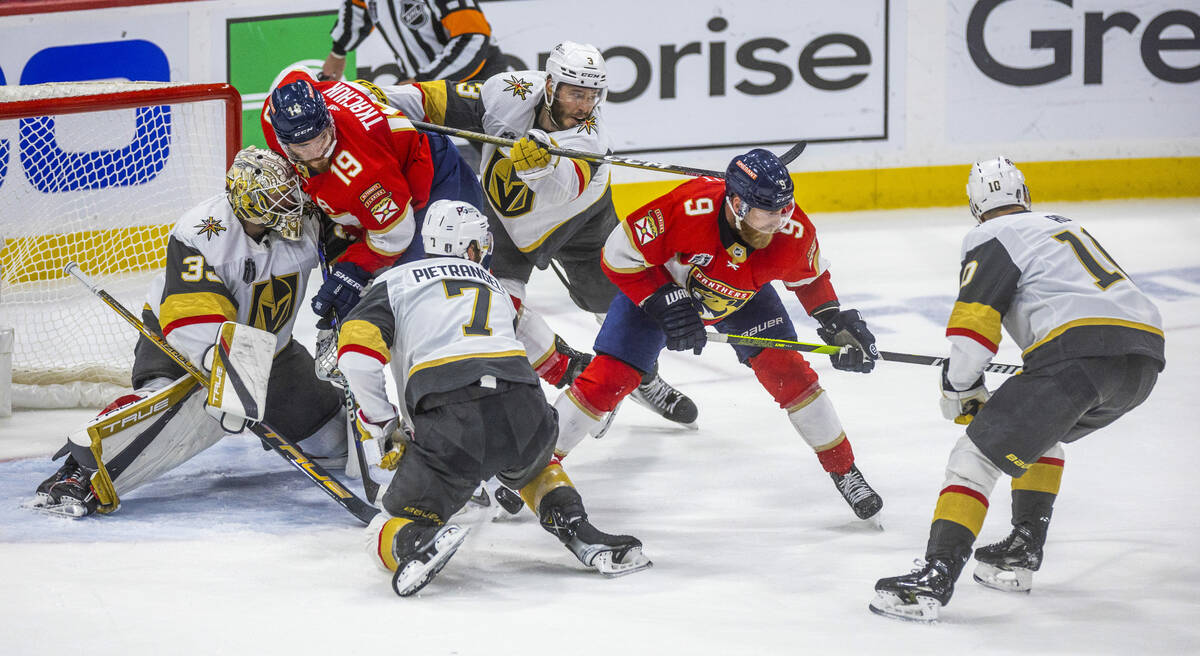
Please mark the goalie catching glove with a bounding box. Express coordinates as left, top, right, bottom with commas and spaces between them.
353, 410, 409, 470
812, 303, 878, 373
940, 361, 989, 424
509, 129, 558, 180
203, 322, 276, 433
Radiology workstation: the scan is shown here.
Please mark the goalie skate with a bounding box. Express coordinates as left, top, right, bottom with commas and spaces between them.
26, 459, 101, 518
391, 524, 471, 597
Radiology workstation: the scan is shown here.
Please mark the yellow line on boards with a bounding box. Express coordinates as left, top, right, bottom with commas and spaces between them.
611, 156, 1200, 217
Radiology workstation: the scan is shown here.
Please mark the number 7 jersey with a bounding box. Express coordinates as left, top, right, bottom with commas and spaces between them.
335, 256, 537, 418
946, 210, 1164, 380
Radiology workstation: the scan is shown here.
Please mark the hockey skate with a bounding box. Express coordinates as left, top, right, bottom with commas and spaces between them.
831, 464, 883, 520
390, 523, 472, 597
629, 371, 698, 427
26, 458, 101, 518
973, 523, 1044, 593
539, 486, 651, 577
870, 558, 958, 623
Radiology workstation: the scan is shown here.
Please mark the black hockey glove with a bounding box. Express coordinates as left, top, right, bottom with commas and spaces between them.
312, 261, 370, 329
642, 283, 707, 355
813, 304, 878, 373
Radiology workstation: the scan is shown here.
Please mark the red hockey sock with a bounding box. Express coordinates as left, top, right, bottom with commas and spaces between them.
815, 437, 855, 476
749, 348, 820, 409
570, 354, 641, 414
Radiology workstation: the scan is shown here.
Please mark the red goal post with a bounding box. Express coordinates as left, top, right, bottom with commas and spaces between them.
0, 81, 241, 409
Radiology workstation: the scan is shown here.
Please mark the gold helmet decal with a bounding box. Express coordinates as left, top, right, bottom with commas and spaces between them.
226, 146, 305, 240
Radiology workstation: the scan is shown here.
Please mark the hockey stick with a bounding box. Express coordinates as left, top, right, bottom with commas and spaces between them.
409, 119, 726, 178
314, 243, 381, 504
64, 261, 380, 525
706, 332, 1023, 375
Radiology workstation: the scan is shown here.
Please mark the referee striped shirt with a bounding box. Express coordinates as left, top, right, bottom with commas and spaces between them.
330, 0, 506, 82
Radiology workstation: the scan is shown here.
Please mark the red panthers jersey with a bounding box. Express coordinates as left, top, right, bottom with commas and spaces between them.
262, 70, 434, 273
602, 177, 837, 324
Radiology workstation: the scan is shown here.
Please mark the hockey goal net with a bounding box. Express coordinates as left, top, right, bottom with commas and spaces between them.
0, 81, 240, 408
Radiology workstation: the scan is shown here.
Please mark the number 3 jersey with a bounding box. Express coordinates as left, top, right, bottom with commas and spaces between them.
145, 194, 322, 368
944, 210, 1165, 388
335, 257, 537, 421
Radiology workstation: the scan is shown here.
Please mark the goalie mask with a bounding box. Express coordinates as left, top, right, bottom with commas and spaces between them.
967, 156, 1031, 222
226, 146, 305, 240
545, 41, 607, 112
422, 200, 492, 264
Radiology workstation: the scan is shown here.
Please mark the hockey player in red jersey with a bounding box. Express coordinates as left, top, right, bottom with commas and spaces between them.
550, 148, 884, 521
262, 69, 484, 327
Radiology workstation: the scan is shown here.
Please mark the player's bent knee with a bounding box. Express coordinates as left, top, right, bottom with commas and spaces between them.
944, 434, 1003, 497
570, 354, 642, 414
749, 348, 819, 408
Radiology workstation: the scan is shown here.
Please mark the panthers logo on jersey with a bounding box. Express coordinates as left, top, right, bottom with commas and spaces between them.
483, 149, 534, 217
686, 268, 753, 321
249, 273, 300, 334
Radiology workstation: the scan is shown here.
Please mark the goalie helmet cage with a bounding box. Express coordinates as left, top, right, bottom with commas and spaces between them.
0, 81, 241, 408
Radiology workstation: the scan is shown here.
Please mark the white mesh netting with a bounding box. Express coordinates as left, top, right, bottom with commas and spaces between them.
0, 82, 233, 407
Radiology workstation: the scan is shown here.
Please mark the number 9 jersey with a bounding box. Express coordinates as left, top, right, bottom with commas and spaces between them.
334, 256, 538, 422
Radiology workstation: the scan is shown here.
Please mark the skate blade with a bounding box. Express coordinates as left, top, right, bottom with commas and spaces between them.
392, 525, 471, 597
868, 591, 940, 623
22, 497, 92, 519
973, 562, 1033, 593
592, 546, 653, 578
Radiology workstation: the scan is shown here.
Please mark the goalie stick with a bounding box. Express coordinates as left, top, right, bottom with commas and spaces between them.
314, 242, 381, 504
706, 332, 1022, 375
64, 261, 380, 525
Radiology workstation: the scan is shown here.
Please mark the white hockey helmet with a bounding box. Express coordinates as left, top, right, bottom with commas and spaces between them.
966, 156, 1031, 222
545, 41, 608, 105
226, 146, 305, 240
422, 200, 492, 262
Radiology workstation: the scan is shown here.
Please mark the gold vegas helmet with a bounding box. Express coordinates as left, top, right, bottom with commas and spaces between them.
225, 146, 305, 240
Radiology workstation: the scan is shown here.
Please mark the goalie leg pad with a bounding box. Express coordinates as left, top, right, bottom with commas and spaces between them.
59, 376, 221, 507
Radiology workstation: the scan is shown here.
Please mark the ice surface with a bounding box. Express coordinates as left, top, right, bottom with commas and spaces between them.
2, 199, 1198, 655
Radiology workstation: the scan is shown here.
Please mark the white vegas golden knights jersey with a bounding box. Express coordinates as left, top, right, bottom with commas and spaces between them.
945, 209, 1164, 388
336, 256, 536, 421
381, 71, 612, 255
146, 194, 322, 368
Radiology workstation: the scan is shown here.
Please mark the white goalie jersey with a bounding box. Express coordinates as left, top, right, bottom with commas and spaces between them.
380, 73, 612, 256
146, 194, 322, 368
335, 256, 537, 423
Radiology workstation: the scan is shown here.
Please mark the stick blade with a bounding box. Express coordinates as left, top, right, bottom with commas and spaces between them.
777, 141, 807, 165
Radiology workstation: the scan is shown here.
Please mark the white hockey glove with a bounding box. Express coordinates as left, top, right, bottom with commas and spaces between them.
202, 322, 276, 433
509, 129, 557, 180
940, 362, 989, 425
353, 410, 408, 471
